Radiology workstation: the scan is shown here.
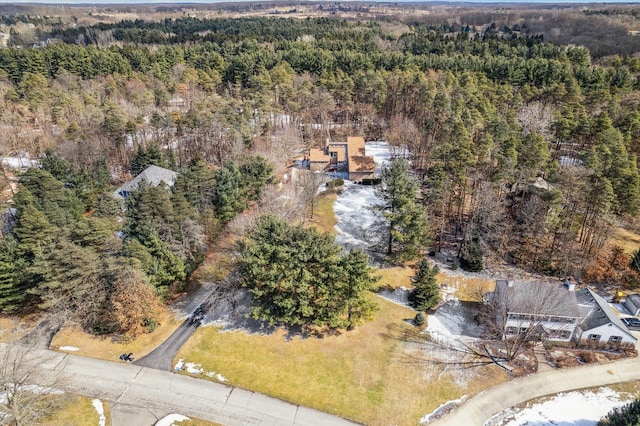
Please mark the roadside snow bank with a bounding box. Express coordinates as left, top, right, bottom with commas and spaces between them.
155, 414, 189, 426
174, 359, 227, 382
59, 346, 80, 352
92, 399, 106, 426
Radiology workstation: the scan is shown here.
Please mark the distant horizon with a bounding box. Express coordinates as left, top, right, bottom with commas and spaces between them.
0, 0, 639, 4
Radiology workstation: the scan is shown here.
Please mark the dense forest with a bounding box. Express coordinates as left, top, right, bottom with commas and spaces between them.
2, 9, 640, 336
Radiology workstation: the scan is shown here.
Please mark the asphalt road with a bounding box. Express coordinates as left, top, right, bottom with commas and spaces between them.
135, 286, 214, 371
2, 344, 359, 426
133, 319, 197, 370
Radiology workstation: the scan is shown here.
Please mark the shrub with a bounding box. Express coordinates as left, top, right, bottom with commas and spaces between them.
327, 178, 345, 189
414, 312, 425, 326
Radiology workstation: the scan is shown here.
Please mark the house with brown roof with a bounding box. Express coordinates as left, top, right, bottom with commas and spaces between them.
302, 136, 376, 181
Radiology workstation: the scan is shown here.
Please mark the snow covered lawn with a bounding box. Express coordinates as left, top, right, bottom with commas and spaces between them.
485, 387, 633, 426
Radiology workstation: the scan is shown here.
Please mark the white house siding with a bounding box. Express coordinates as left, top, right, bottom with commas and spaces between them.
576, 323, 636, 346
504, 317, 577, 342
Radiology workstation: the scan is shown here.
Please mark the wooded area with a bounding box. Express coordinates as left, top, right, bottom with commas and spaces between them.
2, 5, 640, 336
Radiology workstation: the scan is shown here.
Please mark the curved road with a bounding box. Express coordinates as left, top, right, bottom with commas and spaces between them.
431, 355, 640, 425
2, 344, 358, 426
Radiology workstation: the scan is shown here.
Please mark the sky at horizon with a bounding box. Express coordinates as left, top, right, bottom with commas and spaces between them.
0, 0, 639, 4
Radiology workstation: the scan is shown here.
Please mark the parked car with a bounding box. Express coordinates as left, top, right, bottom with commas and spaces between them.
621, 317, 640, 330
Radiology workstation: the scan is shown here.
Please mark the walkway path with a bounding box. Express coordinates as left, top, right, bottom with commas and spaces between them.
1, 344, 358, 426
430, 355, 640, 425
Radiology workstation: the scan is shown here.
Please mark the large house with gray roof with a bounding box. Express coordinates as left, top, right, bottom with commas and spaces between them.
113, 165, 178, 199
494, 280, 636, 348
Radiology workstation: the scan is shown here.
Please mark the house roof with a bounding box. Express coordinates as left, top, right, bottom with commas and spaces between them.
308, 148, 330, 163
113, 165, 178, 199
349, 155, 376, 173
576, 288, 635, 342
347, 136, 366, 157
495, 280, 581, 318
626, 294, 640, 309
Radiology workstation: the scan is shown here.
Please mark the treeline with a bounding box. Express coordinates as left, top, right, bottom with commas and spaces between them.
1, 16, 640, 300
0, 148, 272, 337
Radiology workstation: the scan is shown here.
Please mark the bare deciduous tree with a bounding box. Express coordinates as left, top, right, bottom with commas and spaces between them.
480, 280, 577, 361
296, 170, 328, 220
0, 341, 67, 425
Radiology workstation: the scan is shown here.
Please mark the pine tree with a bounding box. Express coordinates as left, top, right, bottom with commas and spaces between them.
375, 158, 430, 262
0, 236, 27, 314
409, 259, 440, 311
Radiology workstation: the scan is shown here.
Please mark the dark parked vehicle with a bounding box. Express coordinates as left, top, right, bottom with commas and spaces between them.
621, 317, 640, 330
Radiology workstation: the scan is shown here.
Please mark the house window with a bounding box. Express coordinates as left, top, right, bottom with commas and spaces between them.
330, 152, 338, 158
587, 334, 601, 341
506, 326, 518, 335
609, 336, 622, 343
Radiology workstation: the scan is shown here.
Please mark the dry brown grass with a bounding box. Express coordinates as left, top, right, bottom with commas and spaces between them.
437, 273, 496, 303
176, 293, 505, 425
610, 227, 640, 255
50, 310, 182, 361
0, 314, 42, 343
377, 265, 415, 290
40, 396, 109, 426
306, 192, 338, 234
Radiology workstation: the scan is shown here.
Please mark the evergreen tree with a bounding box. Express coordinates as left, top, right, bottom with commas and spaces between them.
409, 259, 440, 311
0, 236, 27, 313
240, 155, 273, 201
375, 159, 430, 261
240, 215, 378, 329
597, 399, 640, 426
130, 144, 169, 176
460, 231, 483, 272
212, 161, 247, 223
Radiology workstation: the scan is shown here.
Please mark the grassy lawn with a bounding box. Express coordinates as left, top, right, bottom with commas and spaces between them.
610, 227, 640, 255
176, 293, 505, 425
40, 396, 109, 426
306, 192, 338, 234
50, 310, 182, 361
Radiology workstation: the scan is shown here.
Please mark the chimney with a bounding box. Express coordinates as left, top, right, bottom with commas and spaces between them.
507, 273, 515, 287
564, 277, 576, 291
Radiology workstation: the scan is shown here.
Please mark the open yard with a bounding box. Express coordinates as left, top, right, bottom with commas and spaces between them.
41, 396, 109, 426
50, 310, 183, 361
176, 291, 505, 426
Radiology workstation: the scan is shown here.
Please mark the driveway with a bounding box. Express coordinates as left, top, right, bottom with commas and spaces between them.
430, 355, 640, 425
1, 344, 358, 426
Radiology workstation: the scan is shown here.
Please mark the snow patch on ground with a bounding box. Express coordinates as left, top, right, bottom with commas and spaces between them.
59, 346, 80, 352
155, 414, 190, 426
92, 399, 106, 426
378, 286, 410, 306
420, 395, 468, 424
174, 359, 227, 382
485, 387, 632, 426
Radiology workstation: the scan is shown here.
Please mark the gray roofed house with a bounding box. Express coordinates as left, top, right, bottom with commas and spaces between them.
494, 280, 582, 342
493, 280, 637, 347
574, 288, 636, 347
624, 294, 640, 316
113, 165, 178, 199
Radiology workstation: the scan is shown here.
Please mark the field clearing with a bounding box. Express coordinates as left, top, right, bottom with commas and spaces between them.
50, 310, 182, 361
610, 227, 640, 254
41, 396, 109, 426
176, 293, 505, 425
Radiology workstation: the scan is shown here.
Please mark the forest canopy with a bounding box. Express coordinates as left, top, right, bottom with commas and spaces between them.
2, 11, 640, 336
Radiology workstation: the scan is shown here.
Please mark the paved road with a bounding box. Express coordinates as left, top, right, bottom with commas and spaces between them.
2, 344, 359, 426
430, 355, 640, 426
134, 318, 198, 370
135, 287, 214, 370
